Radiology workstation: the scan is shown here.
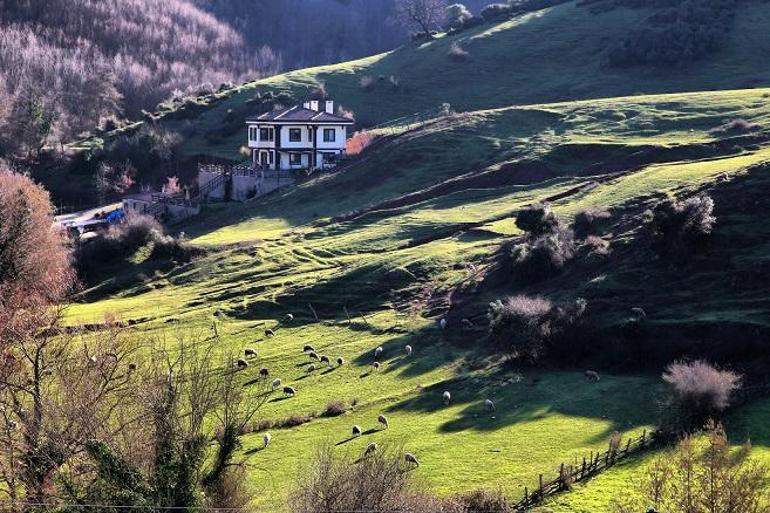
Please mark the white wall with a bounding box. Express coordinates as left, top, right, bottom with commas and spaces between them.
280, 125, 310, 148
279, 152, 310, 169
316, 125, 347, 151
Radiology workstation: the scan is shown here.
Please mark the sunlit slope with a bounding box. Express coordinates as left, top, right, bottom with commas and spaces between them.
75, 0, 770, 160
66, 88, 770, 512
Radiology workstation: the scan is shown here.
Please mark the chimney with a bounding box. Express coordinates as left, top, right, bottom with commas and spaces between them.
303, 101, 311, 109
325, 100, 334, 114
310, 100, 319, 111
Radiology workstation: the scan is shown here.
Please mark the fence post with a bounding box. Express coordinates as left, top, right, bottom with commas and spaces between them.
308, 303, 319, 322
524, 487, 528, 503
343, 306, 352, 326
581, 457, 586, 478
559, 463, 565, 489
538, 474, 543, 496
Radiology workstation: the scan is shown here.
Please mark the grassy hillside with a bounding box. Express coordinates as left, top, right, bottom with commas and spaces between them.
68, 83, 770, 510
69, 0, 770, 164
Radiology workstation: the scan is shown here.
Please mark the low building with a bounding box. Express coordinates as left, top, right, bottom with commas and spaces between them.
245, 100, 354, 171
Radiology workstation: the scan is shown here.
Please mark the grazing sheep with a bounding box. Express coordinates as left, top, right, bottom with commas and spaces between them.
439, 318, 447, 330
263, 433, 272, 447
378, 414, 389, 429
320, 355, 331, 367
461, 318, 473, 328
283, 386, 296, 397
352, 425, 362, 437
265, 329, 275, 337
244, 348, 257, 358
260, 367, 269, 377
365, 442, 378, 456
128, 363, 137, 371
8, 420, 17, 431
372, 361, 381, 371
307, 364, 316, 373
272, 378, 282, 390
718, 172, 730, 182
631, 307, 647, 320
484, 399, 496, 412
584, 370, 600, 382
405, 345, 413, 356
303, 345, 316, 353
88, 355, 98, 364
236, 359, 249, 369
309, 351, 319, 360
285, 313, 294, 322
405, 453, 419, 466
336, 356, 345, 366
374, 346, 383, 358
442, 391, 451, 406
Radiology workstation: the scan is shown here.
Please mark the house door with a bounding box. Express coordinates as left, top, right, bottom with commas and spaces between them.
260, 151, 269, 166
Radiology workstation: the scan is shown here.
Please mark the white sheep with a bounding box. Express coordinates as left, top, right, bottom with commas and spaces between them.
405, 345, 413, 356
374, 346, 384, 358
283, 386, 296, 397
263, 432, 272, 448
307, 364, 316, 374
365, 442, 378, 456
631, 307, 647, 320
303, 345, 316, 353
285, 313, 294, 322
128, 363, 137, 371
320, 355, 331, 367
336, 356, 345, 366
352, 425, 362, 437
272, 378, 282, 390
439, 318, 447, 330
236, 359, 249, 369
265, 328, 275, 337
378, 414, 389, 429
405, 453, 419, 466
484, 399, 496, 412
260, 367, 269, 377
585, 370, 600, 382
372, 361, 381, 371
244, 348, 257, 358
309, 351, 320, 360
442, 391, 451, 406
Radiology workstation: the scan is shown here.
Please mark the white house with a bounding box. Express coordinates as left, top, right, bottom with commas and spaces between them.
245, 100, 354, 171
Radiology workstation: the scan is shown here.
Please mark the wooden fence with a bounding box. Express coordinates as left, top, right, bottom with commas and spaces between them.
512, 429, 661, 511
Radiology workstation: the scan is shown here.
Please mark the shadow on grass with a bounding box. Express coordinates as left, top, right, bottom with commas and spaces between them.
385, 367, 660, 439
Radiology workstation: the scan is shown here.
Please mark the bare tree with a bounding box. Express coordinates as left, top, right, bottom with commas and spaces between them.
394, 0, 448, 39
0, 315, 141, 506
613, 423, 770, 513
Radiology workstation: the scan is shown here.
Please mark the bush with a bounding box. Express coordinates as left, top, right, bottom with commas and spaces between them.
647, 194, 716, 257
480, 3, 512, 20
516, 203, 561, 237
573, 207, 612, 238
289, 445, 414, 513
322, 400, 348, 417
488, 295, 587, 362
76, 215, 194, 277
346, 131, 377, 156
510, 228, 575, 282
662, 360, 741, 430
359, 75, 375, 91
711, 118, 761, 135
460, 488, 509, 513
448, 42, 470, 61
445, 3, 473, 30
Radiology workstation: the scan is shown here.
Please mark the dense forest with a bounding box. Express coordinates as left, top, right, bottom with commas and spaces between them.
0, 0, 493, 159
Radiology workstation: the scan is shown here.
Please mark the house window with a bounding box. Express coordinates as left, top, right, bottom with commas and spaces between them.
260, 127, 273, 141
289, 128, 302, 142
323, 128, 336, 143
290, 153, 302, 166
249, 127, 258, 141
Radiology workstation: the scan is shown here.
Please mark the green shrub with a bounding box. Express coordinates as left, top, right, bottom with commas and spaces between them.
488, 295, 588, 362
647, 194, 715, 257
573, 207, 612, 238
516, 203, 561, 237
510, 228, 575, 282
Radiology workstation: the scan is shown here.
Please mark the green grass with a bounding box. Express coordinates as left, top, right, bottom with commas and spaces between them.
66, 71, 770, 512
66, 0, 770, 163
